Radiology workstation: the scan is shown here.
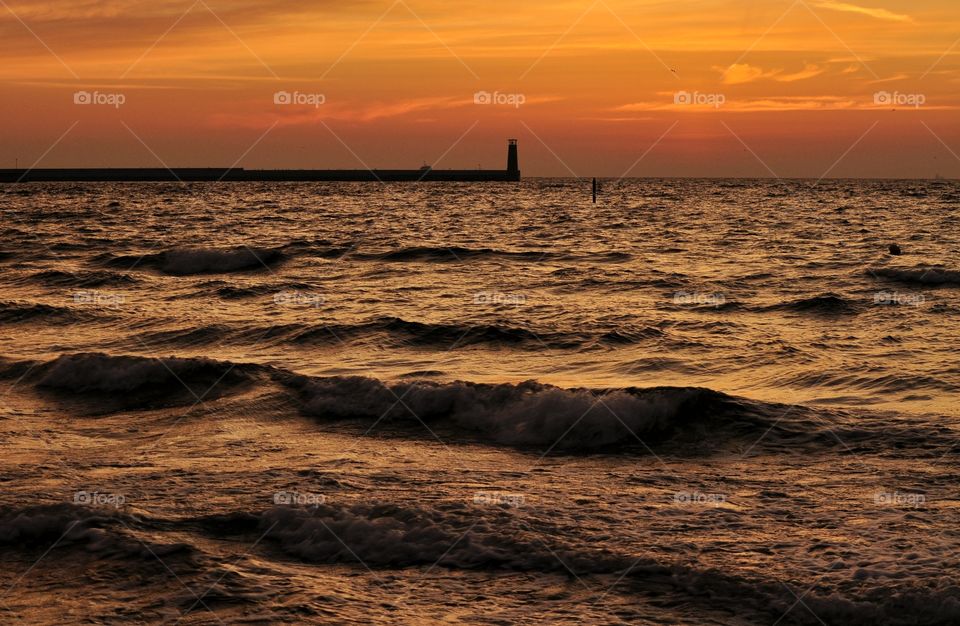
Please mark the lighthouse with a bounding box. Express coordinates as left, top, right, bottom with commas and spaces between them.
506, 139, 520, 180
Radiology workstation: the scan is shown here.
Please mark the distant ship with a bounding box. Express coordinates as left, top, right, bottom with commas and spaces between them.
1, 139, 521, 183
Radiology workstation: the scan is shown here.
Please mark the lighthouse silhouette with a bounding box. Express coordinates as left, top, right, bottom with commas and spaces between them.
506, 139, 520, 180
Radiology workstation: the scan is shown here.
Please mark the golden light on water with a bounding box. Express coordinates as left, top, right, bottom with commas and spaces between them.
2, 3, 960, 625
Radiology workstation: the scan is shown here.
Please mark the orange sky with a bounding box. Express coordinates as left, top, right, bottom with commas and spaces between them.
1, 0, 959, 177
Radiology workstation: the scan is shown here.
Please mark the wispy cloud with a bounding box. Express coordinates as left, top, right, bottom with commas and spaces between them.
776, 63, 826, 82
811, 1, 912, 23
210, 96, 469, 128
721, 63, 779, 85
866, 72, 911, 84
719, 63, 825, 85
211, 93, 561, 129
617, 96, 958, 113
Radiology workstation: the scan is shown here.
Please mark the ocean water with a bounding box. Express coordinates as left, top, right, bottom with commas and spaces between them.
1, 179, 959, 624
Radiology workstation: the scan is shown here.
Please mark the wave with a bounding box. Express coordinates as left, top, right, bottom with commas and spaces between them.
782, 369, 959, 394
254, 502, 629, 572
761, 294, 861, 315
93, 243, 631, 275
99, 246, 285, 275
21, 269, 139, 287
215, 284, 285, 299
353, 246, 547, 262
283, 375, 783, 451
281, 373, 955, 454
0, 503, 272, 612
4, 351, 858, 452
0, 504, 193, 561
598, 327, 666, 344
1, 499, 624, 574
350, 246, 631, 263
869, 266, 960, 286
0, 301, 95, 324
290, 317, 578, 349
113, 317, 664, 351
123, 325, 237, 348
30, 352, 261, 412
186, 279, 324, 300
616, 357, 705, 374
10, 352, 949, 454
8, 352, 801, 450
263, 240, 632, 264
574, 275, 689, 292
2, 501, 958, 623
195, 502, 960, 624
0, 356, 38, 380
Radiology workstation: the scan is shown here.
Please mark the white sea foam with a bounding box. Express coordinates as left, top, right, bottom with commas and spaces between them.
294, 376, 744, 449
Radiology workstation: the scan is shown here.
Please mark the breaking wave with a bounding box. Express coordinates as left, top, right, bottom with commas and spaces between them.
0, 504, 193, 561
0, 500, 958, 625
200, 502, 960, 625
283, 374, 781, 451
10, 352, 949, 454
8, 352, 794, 450
255, 502, 628, 571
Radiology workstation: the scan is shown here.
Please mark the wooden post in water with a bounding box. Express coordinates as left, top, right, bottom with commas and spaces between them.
592, 178, 597, 203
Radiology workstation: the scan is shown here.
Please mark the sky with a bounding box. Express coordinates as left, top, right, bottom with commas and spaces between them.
1, 0, 959, 177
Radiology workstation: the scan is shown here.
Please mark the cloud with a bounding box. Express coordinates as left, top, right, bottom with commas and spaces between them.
719, 63, 825, 85
775, 63, 825, 82
617, 96, 854, 113
720, 63, 778, 85
867, 73, 912, 84
811, 1, 912, 23
616, 96, 959, 113
211, 94, 503, 129
586, 116, 658, 122
346, 97, 469, 122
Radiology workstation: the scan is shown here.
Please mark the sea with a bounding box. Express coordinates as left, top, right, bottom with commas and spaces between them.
1, 178, 959, 624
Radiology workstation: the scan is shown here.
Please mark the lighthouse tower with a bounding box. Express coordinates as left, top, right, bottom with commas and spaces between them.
506, 139, 520, 180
